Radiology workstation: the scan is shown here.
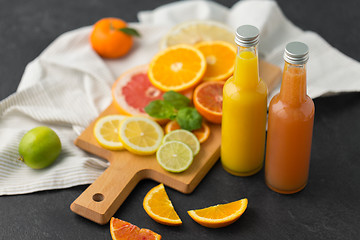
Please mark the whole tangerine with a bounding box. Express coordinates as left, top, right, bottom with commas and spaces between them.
90, 17, 139, 58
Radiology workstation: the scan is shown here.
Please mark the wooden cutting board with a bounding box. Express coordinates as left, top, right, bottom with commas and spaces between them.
70, 60, 281, 225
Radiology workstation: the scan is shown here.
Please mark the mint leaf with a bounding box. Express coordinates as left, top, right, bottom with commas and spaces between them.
176, 107, 202, 131
119, 27, 141, 37
163, 91, 190, 110
145, 100, 176, 119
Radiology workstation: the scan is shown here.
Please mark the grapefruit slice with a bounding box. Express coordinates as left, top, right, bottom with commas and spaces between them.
112, 65, 164, 117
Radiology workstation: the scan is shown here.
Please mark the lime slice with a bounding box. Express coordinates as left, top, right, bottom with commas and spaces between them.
93, 114, 127, 150
156, 141, 194, 173
163, 129, 200, 156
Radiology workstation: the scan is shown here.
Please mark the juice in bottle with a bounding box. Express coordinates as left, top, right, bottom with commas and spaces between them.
221, 25, 268, 176
265, 42, 315, 194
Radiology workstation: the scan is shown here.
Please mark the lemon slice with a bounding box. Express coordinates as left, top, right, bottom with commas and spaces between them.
119, 116, 164, 155
93, 114, 127, 150
160, 20, 235, 49
163, 129, 200, 156
156, 141, 193, 173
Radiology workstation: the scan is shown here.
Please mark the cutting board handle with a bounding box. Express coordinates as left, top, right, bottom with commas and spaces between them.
70, 165, 142, 225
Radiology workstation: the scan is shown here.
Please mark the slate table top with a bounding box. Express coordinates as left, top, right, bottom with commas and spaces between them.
1, 0, 359, 239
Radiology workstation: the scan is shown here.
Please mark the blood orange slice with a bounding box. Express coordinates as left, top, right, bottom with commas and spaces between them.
193, 81, 224, 124
110, 217, 161, 240
112, 65, 164, 117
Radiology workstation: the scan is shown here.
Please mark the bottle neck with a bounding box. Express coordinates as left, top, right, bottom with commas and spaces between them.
279, 61, 307, 105
233, 45, 260, 88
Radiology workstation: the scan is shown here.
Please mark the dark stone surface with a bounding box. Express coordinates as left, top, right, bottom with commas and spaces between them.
1, 0, 359, 239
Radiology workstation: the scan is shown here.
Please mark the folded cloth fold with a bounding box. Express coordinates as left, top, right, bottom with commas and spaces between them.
1, 0, 360, 195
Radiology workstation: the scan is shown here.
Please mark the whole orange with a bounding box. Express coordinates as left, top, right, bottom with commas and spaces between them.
90, 18, 135, 58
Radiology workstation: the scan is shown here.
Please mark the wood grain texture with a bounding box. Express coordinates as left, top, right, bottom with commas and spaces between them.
70, 61, 281, 225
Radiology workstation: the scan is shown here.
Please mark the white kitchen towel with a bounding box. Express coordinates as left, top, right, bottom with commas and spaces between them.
1, 0, 360, 195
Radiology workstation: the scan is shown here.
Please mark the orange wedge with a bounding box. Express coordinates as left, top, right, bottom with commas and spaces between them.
148, 45, 206, 92
143, 183, 182, 226
110, 217, 161, 240
187, 198, 248, 228
164, 120, 210, 143
193, 81, 224, 124
195, 41, 236, 81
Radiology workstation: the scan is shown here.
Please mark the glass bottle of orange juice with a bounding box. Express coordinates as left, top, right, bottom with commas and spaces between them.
221, 25, 268, 176
265, 42, 315, 194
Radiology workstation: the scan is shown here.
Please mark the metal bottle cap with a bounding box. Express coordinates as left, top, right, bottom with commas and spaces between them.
235, 25, 259, 47
284, 41, 309, 65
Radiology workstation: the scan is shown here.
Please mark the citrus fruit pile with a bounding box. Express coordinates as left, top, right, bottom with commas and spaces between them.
97, 20, 250, 235
143, 183, 248, 228
146, 41, 233, 124
94, 115, 199, 173
110, 20, 236, 127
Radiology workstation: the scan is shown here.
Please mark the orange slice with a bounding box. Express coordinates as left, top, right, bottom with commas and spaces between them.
195, 41, 236, 81
164, 120, 210, 143
143, 183, 182, 226
187, 198, 248, 228
193, 81, 224, 124
110, 217, 161, 240
148, 45, 206, 92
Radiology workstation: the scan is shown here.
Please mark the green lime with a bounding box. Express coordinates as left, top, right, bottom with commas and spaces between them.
156, 140, 193, 173
162, 129, 200, 155
18, 126, 62, 169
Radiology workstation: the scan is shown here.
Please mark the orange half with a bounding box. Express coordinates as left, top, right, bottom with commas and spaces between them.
143, 183, 182, 226
187, 198, 248, 228
148, 45, 206, 92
